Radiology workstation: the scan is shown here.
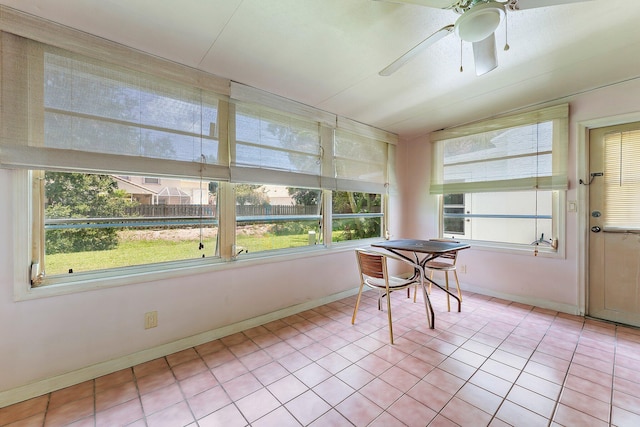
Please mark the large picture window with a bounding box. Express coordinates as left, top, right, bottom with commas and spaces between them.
431, 105, 568, 253
0, 32, 396, 293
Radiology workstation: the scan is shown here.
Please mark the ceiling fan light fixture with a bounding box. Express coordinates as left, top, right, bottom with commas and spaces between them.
454, 2, 505, 42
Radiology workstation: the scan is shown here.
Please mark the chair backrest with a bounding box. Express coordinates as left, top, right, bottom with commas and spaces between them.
356, 250, 385, 279
428, 239, 460, 262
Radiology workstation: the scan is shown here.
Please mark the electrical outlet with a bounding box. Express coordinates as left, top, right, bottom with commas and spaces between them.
144, 311, 158, 329
459, 265, 467, 274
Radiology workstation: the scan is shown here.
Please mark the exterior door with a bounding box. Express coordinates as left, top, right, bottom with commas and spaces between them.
588, 123, 640, 326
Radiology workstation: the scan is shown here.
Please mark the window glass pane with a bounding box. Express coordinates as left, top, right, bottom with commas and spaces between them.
443, 191, 553, 245
235, 185, 321, 254
331, 191, 383, 242
443, 194, 465, 235
43, 172, 218, 276
604, 130, 640, 228
444, 193, 464, 205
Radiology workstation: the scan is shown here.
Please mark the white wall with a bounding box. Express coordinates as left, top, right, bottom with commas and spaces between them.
0, 168, 363, 405
397, 78, 640, 314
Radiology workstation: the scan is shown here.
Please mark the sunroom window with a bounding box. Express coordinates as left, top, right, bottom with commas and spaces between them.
331, 191, 383, 242
330, 120, 394, 243
431, 105, 568, 253
38, 172, 218, 280
0, 32, 397, 296
235, 184, 322, 254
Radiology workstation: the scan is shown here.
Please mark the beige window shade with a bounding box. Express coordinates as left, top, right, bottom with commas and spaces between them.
333, 118, 396, 194
0, 14, 398, 191
430, 104, 568, 194
604, 130, 640, 229
333, 130, 388, 193
0, 32, 230, 181
230, 102, 323, 188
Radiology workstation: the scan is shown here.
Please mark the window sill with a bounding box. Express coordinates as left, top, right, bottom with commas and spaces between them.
14, 240, 376, 301
450, 239, 565, 259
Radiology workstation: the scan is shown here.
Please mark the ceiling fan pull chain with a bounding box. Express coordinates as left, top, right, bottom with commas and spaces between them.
504, 11, 510, 51
459, 39, 464, 72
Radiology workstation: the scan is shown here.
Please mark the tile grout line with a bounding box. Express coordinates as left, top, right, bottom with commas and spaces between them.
455, 300, 560, 426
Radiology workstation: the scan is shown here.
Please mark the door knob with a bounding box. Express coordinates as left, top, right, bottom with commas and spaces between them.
591, 226, 601, 233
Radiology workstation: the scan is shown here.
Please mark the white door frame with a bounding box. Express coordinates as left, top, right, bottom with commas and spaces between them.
576, 112, 640, 317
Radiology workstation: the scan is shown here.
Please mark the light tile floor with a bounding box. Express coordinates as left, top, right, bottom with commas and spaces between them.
2, 288, 640, 426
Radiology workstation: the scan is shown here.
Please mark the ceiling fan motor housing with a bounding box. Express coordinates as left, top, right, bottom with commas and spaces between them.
454, 2, 505, 42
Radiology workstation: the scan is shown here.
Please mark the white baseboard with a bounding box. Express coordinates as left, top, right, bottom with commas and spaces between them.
0, 287, 360, 409
462, 283, 580, 315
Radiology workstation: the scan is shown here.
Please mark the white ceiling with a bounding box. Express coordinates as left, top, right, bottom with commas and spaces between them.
1, 0, 639, 138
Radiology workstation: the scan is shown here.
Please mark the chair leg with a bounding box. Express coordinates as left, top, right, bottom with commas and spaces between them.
445, 272, 451, 312
351, 282, 365, 325
386, 288, 394, 344
453, 269, 462, 301
413, 284, 418, 303
453, 269, 462, 312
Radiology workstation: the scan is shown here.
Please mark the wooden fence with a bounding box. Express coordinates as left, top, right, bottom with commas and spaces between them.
123, 204, 319, 217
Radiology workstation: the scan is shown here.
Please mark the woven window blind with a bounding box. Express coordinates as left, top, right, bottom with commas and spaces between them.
231, 102, 323, 187
1, 20, 398, 191
0, 32, 230, 181
604, 129, 640, 229
333, 118, 396, 193
430, 104, 568, 194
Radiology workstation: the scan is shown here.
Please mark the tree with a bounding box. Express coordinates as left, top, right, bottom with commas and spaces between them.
287, 187, 321, 206
332, 191, 382, 240
45, 172, 138, 254
236, 184, 269, 206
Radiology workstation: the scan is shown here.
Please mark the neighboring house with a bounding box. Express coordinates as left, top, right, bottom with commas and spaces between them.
114, 175, 210, 205
112, 175, 158, 205
261, 185, 295, 205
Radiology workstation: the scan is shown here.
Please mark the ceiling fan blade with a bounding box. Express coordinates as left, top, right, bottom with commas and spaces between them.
379, 25, 454, 76
472, 32, 498, 76
372, 0, 458, 9
509, 0, 595, 11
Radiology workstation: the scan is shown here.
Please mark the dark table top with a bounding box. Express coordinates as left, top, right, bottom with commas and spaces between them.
372, 239, 470, 254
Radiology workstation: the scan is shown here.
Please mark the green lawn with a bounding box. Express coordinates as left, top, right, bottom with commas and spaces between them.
45, 233, 319, 275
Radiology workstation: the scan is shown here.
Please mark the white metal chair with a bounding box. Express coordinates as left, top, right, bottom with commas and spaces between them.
352, 249, 423, 344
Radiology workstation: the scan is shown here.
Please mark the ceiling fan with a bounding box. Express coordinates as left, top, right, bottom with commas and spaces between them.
378, 0, 595, 76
